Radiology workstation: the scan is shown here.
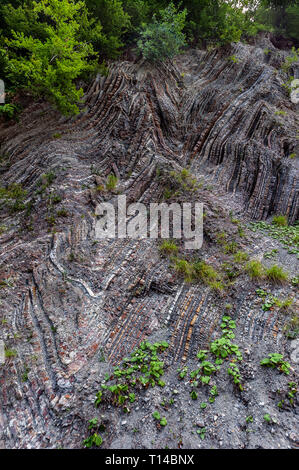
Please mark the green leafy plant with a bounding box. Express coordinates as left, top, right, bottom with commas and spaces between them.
82, 415, 105, 447
264, 249, 278, 259
94, 391, 103, 407
287, 382, 297, 406
0, 103, 18, 119
261, 296, 277, 311
88, 418, 98, 430
210, 385, 218, 398
82, 433, 103, 448
276, 381, 297, 410
220, 316, 236, 337
196, 350, 208, 361
186, 316, 243, 407
210, 337, 242, 361
95, 340, 169, 410
153, 411, 167, 427
256, 288, 267, 298
177, 366, 188, 379
263, 413, 271, 423
196, 427, 206, 440
227, 361, 243, 391
249, 221, 299, 257
282, 47, 299, 74
160, 417, 167, 426
260, 353, 291, 375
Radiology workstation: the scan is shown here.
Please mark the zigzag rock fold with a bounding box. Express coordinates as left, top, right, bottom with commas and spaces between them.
0, 39, 298, 449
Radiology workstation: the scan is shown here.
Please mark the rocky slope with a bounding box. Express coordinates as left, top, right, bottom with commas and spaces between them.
0, 38, 298, 449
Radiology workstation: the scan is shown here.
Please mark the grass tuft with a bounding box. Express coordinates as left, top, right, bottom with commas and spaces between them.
272, 215, 288, 227
265, 265, 288, 283
159, 240, 179, 256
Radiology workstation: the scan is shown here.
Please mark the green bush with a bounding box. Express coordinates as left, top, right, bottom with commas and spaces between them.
2, 0, 100, 115
137, 2, 187, 62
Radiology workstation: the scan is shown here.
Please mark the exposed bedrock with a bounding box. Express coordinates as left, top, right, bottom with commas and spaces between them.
1, 41, 298, 222
0, 40, 298, 449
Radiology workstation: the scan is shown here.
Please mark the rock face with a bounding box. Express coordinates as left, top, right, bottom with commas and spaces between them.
0, 40, 298, 449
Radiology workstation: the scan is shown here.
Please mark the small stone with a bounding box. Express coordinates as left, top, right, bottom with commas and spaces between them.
197, 421, 205, 428
51, 396, 59, 407
289, 433, 298, 442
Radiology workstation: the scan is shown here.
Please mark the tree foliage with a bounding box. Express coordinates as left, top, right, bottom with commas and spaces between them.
137, 2, 187, 61
0, 0, 297, 117
84, 0, 130, 57
256, 0, 299, 41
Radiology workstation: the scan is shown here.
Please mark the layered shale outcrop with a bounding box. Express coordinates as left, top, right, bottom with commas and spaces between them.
0, 39, 298, 449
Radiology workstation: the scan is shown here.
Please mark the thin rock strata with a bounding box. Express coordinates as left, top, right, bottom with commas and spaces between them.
0, 39, 298, 449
